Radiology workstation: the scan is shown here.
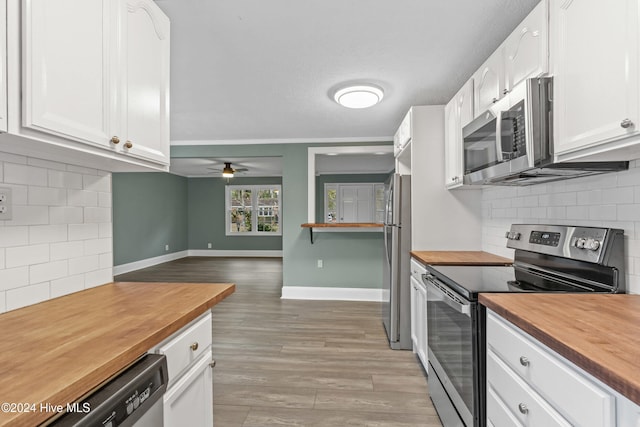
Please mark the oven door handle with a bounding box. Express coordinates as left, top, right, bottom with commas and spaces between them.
422, 274, 471, 317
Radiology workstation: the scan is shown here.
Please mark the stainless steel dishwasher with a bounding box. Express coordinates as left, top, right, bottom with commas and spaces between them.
49, 354, 168, 427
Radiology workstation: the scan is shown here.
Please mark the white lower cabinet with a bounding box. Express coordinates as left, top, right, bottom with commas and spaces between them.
486, 310, 639, 427
164, 349, 214, 427
152, 311, 214, 427
410, 258, 427, 372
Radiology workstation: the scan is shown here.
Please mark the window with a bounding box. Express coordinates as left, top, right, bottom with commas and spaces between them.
324, 183, 385, 223
226, 185, 281, 235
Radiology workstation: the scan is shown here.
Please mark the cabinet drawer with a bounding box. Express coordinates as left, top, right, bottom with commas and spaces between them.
157, 312, 212, 383
487, 311, 614, 427
410, 258, 426, 281
487, 350, 571, 427
487, 383, 524, 427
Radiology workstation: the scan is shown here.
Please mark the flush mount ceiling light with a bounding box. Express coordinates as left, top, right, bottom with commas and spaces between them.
334, 85, 384, 109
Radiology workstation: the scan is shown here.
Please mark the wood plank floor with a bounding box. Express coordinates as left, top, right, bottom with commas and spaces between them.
115, 257, 442, 426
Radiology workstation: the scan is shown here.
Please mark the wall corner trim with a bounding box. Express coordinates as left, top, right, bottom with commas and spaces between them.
281, 286, 383, 302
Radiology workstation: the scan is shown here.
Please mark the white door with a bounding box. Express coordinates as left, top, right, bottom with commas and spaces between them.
416, 281, 428, 368
473, 52, 504, 117
121, 0, 170, 165
339, 185, 373, 222
504, 0, 548, 91
164, 351, 213, 427
410, 277, 419, 350
23, 0, 116, 146
552, 0, 640, 154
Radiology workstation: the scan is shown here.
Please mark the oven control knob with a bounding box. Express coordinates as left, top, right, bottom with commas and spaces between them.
505, 231, 511, 238
586, 239, 601, 251
574, 238, 586, 249
513, 232, 521, 240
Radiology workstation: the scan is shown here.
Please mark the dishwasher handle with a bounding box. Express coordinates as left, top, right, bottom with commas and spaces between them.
422, 274, 471, 317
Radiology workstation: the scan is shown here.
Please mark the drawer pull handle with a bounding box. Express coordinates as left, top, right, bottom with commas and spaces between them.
124, 141, 133, 149
518, 403, 528, 414
190, 342, 199, 351
110, 136, 120, 144
519, 356, 530, 366
209, 360, 216, 368
621, 118, 634, 129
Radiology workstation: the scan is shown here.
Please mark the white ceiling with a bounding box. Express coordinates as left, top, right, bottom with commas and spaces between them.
155, 0, 539, 144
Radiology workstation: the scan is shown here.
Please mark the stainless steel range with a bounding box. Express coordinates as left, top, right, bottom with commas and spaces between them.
424, 224, 625, 427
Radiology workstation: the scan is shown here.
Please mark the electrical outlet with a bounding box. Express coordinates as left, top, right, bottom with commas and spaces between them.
165, 244, 169, 251
317, 259, 323, 268
0, 187, 12, 220
207, 243, 212, 248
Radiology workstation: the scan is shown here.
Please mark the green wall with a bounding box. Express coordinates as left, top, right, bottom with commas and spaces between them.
188, 176, 283, 250
315, 173, 390, 223
172, 142, 391, 289
112, 173, 188, 265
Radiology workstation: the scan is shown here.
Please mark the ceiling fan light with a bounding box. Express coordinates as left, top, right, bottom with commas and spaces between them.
222, 162, 235, 178
334, 85, 384, 109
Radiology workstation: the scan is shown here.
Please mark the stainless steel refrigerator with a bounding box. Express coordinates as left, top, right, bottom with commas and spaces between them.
382, 173, 412, 350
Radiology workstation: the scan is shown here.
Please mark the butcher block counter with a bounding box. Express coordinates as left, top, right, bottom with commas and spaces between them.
0, 282, 235, 427
410, 250, 512, 266
480, 293, 640, 406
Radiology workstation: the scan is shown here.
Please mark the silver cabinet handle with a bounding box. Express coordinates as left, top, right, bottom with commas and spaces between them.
621, 118, 634, 129
492, 97, 499, 103
503, 89, 509, 95
209, 360, 216, 368
518, 403, 529, 414
190, 342, 199, 351
519, 356, 530, 366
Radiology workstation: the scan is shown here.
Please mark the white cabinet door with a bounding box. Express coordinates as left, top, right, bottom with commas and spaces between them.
164, 350, 214, 427
0, 0, 6, 132
339, 185, 373, 222
22, 0, 116, 147
552, 0, 640, 154
473, 52, 504, 118
120, 0, 170, 165
445, 79, 473, 189
504, 0, 548, 91
416, 279, 427, 369
410, 277, 418, 351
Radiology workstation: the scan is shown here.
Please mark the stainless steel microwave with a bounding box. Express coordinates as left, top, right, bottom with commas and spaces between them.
462, 77, 627, 186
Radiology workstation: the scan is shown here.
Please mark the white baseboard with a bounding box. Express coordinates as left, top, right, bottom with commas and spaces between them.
281, 286, 383, 302
188, 250, 282, 257
113, 250, 189, 275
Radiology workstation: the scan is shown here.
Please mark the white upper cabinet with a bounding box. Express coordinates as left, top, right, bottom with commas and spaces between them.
473, 52, 504, 117
504, 0, 548, 91
0, 0, 6, 133
394, 110, 412, 157
22, 0, 116, 147
472, 1, 548, 118
445, 79, 473, 189
3, 0, 170, 171
552, 0, 640, 159
120, 0, 170, 165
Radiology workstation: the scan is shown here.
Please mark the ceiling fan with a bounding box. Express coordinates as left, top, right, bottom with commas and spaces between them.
207, 162, 249, 178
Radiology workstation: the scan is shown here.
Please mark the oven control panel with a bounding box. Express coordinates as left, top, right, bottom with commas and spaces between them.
529, 231, 560, 246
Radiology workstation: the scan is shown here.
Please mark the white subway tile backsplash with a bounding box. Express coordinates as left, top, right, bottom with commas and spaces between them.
68, 223, 100, 241
48, 170, 83, 189
482, 162, 640, 294
29, 225, 68, 244
69, 255, 100, 275
50, 241, 85, 261
0, 226, 29, 247
4, 163, 48, 186
0, 152, 113, 311
51, 275, 85, 298
6, 282, 50, 311
6, 244, 49, 268
50, 206, 83, 224
30, 260, 68, 284
84, 207, 111, 223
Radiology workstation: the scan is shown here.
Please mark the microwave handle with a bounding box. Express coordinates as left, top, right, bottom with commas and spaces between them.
495, 109, 506, 162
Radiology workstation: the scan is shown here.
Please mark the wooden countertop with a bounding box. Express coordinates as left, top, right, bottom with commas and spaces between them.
301, 223, 382, 228
0, 282, 235, 427
480, 293, 640, 406
410, 251, 512, 266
